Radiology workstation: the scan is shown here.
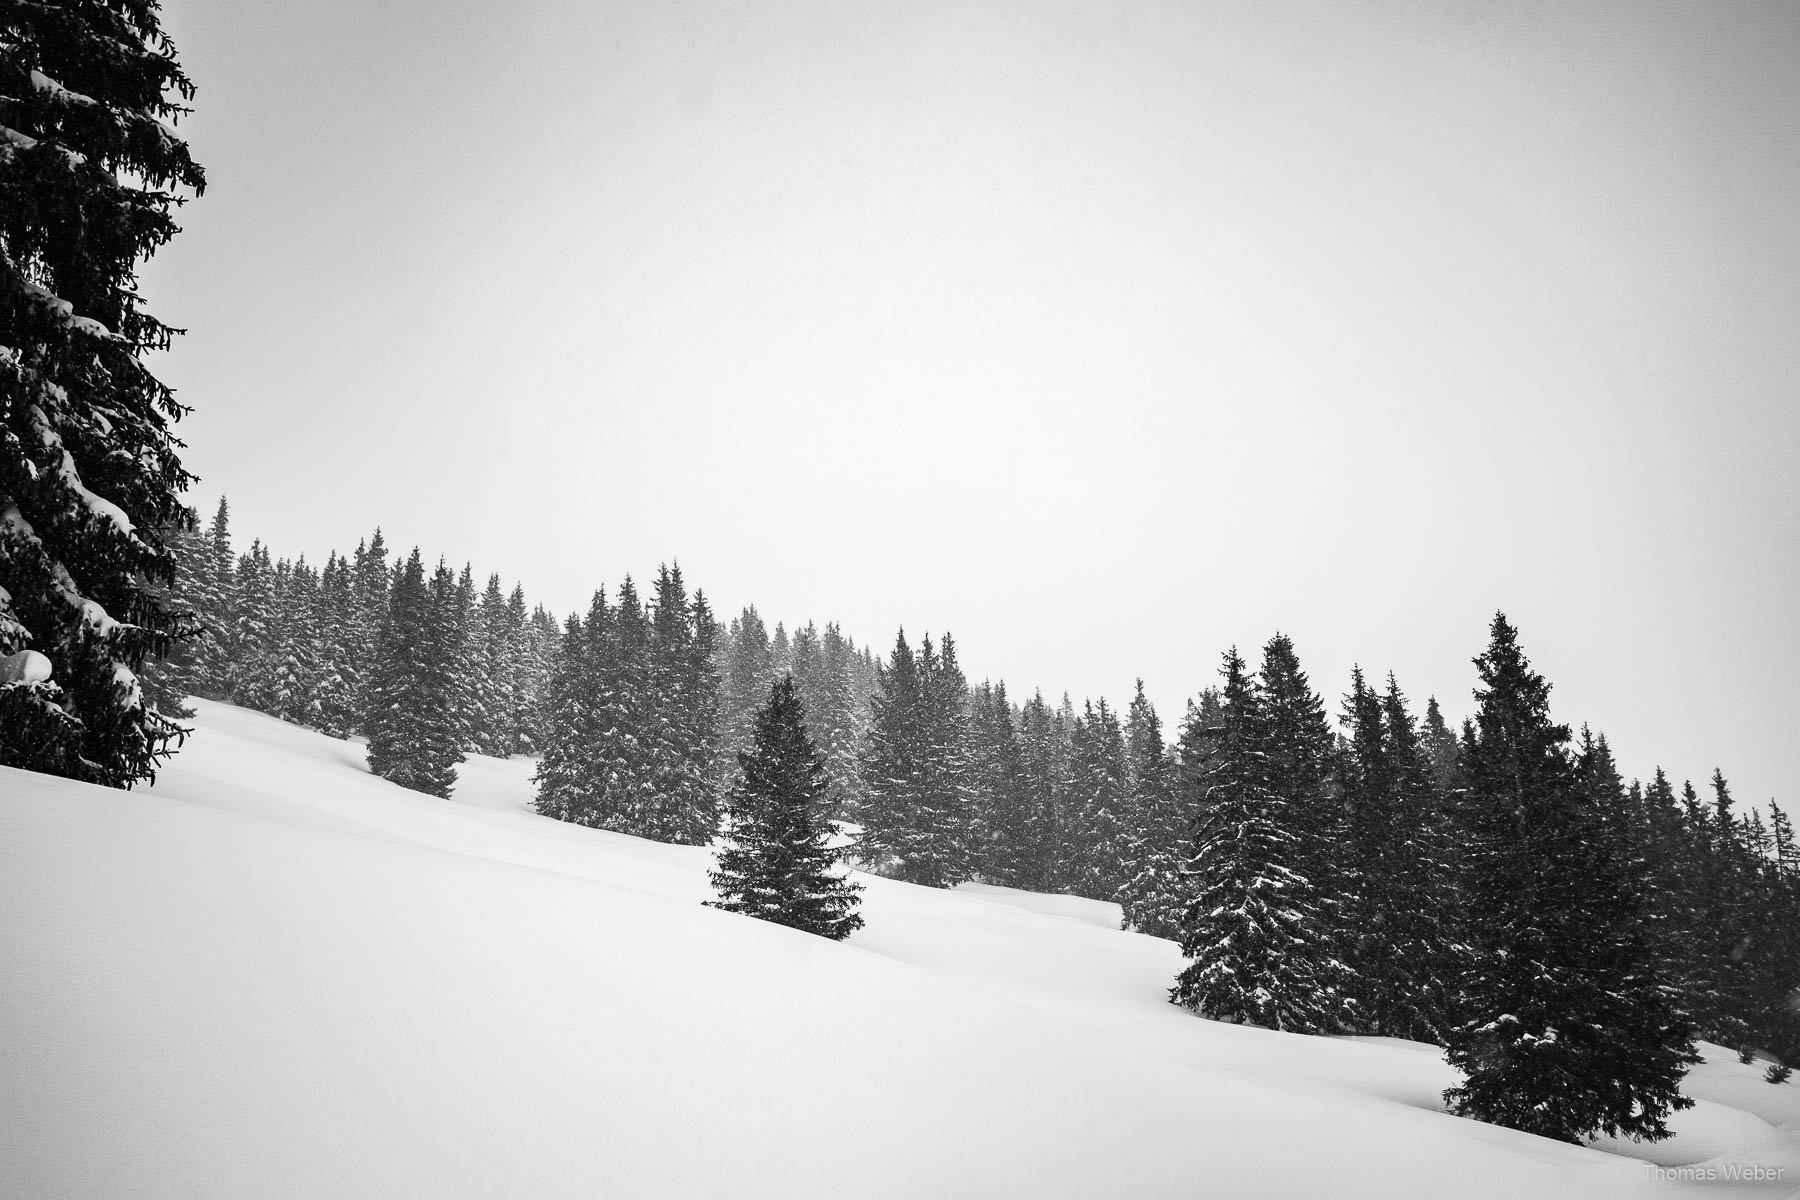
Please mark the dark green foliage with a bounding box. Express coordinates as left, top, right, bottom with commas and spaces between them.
708, 675, 863, 940
1443, 613, 1694, 1145
1767, 1063, 1792, 1085
1, 1, 206, 785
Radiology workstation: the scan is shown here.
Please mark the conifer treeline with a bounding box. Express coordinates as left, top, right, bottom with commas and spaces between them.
152, 503, 1798, 1108
845, 619, 1800, 1115
148, 499, 884, 812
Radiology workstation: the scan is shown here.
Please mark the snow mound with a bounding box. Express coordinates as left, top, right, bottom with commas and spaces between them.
3, 700, 1798, 1199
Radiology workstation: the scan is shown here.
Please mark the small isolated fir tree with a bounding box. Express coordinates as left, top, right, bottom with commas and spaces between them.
708, 675, 863, 940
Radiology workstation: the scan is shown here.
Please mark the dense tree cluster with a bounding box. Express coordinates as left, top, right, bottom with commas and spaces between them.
533, 568, 723, 843
844, 611, 1797, 1144
146, 499, 560, 795
1, 0, 206, 786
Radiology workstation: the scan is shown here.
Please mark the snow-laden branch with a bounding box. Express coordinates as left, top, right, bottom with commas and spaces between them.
24, 403, 142, 547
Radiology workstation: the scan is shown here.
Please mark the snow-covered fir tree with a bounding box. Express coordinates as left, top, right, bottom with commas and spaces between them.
363, 550, 465, 798
817, 621, 867, 818
641, 564, 721, 844
857, 628, 923, 878
1170, 646, 1355, 1033
717, 604, 772, 784
858, 628, 981, 886
1117, 680, 1188, 939
1443, 612, 1694, 1144
0, 1, 207, 784
968, 679, 1029, 886
706, 675, 863, 939
1335, 667, 1462, 1042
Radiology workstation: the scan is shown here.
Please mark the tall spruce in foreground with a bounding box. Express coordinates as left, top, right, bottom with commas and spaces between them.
1, 2, 206, 784
1170, 647, 1352, 1033
364, 550, 465, 798
707, 675, 863, 940
1444, 613, 1693, 1144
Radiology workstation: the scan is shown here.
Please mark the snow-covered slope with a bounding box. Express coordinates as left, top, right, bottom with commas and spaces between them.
3, 701, 1797, 1199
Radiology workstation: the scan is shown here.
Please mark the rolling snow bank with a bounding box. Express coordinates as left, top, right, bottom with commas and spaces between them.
3, 700, 1797, 1199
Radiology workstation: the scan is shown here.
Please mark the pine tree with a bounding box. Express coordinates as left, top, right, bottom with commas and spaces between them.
363, 549, 465, 798
969, 680, 1031, 886
817, 621, 867, 818
344, 528, 390, 725
707, 675, 863, 939
641, 563, 720, 844
187, 496, 236, 698
1443, 613, 1693, 1144
1014, 688, 1069, 892
1067, 697, 1131, 900
268, 555, 322, 728
1, 1, 207, 785
1336, 667, 1462, 1041
911, 632, 977, 887
532, 597, 605, 823
1170, 647, 1352, 1032
1118, 680, 1188, 939
227, 540, 276, 710
789, 620, 824, 746
718, 604, 772, 784
1419, 695, 1462, 796
311, 551, 356, 736
858, 628, 923, 878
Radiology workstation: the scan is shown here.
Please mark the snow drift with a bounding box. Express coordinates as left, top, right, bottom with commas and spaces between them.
3, 701, 1797, 1198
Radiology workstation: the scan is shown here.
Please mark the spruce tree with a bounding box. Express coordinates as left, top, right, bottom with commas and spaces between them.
858, 628, 923, 878
1336, 667, 1462, 1041
532, 598, 604, 823
817, 621, 867, 818
969, 680, 1031, 887
188, 496, 236, 698
1443, 613, 1694, 1144
718, 604, 772, 784
910, 632, 978, 887
363, 549, 465, 798
1068, 697, 1131, 901
1170, 647, 1352, 1032
1014, 688, 1069, 892
707, 675, 863, 939
1118, 680, 1188, 939
1, 0, 207, 785
312, 551, 356, 736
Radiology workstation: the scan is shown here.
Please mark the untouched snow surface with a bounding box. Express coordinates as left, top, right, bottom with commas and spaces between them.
4, 700, 1799, 1199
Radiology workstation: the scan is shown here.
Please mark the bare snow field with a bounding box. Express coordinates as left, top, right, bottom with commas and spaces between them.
4, 700, 1798, 1198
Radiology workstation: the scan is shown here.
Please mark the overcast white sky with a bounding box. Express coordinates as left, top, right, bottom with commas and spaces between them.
145, 0, 1798, 812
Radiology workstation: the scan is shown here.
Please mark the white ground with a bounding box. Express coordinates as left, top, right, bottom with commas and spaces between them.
3, 700, 1797, 1199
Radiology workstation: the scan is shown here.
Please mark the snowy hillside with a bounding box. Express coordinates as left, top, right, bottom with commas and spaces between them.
3, 701, 1797, 1199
